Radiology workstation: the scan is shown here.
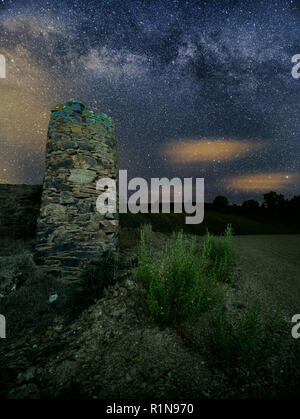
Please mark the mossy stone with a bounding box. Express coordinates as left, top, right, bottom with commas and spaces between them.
68, 169, 97, 184
66, 98, 87, 109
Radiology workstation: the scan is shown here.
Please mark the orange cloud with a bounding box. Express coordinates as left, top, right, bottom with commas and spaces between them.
226, 173, 298, 192
0, 46, 55, 153
163, 139, 261, 163
0, 45, 65, 183
0, 156, 20, 183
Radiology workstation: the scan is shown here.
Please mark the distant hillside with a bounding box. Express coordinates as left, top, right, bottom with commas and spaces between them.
0, 184, 299, 238
121, 205, 300, 235
0, 184, 42, 238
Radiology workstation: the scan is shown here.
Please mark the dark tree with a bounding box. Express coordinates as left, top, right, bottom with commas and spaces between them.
290, 195, 300, 210
263, 191, 285, 210
288, 195, 300, 220
213, 195, 229, 208
263, 191, 286, 222
242, 199, 260, 209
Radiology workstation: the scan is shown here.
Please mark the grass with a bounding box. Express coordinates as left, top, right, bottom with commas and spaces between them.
135, 225, 225, 325
134, 225, 299, 397
202, 224, 236, 283
2, 229, 300, 398
120, 209, 298, 236
208, 304, 296, 398
212, 303, 285, 371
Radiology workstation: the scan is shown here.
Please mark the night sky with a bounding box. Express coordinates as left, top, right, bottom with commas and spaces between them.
0, 0, 299, 203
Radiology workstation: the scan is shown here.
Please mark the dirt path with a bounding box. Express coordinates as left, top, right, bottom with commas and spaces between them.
233, 235, 300, 315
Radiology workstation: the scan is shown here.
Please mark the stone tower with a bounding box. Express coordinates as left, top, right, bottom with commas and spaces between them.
34, 99, 118, 280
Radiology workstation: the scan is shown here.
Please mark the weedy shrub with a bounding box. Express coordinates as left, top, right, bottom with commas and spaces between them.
202, 224, 236, 283
141, 223, 153, 238
212, 303, 285, 372
136, 229, 224, 325
135, 228, 155, 290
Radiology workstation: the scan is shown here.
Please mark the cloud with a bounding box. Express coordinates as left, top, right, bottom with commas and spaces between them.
0, 45, 64, 183
1, 12, 69, 39
226, 173, 299, 192
81, 47, 149, 80
0, 46, 55, 151
163, 138, 262, 164
0, 155, 19, 183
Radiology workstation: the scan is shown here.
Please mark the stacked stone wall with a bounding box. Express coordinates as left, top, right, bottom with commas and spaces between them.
34, 99, 118, 279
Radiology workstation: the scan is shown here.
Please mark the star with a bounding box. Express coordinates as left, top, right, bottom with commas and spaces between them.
0, 0, 298, 202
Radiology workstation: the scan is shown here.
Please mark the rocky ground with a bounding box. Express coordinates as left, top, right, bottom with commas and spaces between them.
1, 232, 300, 399
0, 272, 216, 399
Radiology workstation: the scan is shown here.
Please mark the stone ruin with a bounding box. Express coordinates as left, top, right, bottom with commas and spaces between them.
34, 99, 119, 280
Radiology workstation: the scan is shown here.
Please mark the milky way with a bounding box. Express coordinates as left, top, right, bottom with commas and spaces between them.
0, 0, 299, 202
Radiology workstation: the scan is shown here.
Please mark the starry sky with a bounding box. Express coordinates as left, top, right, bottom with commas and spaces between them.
0, 0, 299, 203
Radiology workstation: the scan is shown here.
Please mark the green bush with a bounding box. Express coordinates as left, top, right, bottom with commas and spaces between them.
136, 228, 224, 325
141, 223, 153, 237
135, 227, 156, 290
202, 224, 236, 282
212, 303, 285, 371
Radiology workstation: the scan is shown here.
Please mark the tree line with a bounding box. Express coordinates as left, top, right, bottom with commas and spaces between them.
212, 192, 300, 224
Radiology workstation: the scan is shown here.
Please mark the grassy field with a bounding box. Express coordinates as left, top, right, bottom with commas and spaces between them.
120, 210, 299, 235
120, 228, 300, 397
121, 228, 300, 317
231, 235, 300, 315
